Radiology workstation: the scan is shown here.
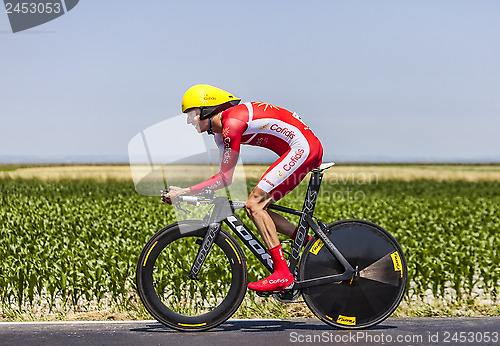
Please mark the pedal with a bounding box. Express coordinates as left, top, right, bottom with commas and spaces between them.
256, 291, 272, 297
273, 289, 301, 303
256, 286, 294, 298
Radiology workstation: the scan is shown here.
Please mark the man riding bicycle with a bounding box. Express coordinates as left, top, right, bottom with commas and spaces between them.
163, 84, 323, 293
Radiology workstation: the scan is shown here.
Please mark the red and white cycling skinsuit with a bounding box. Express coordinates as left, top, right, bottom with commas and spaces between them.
189, 102, 323, 201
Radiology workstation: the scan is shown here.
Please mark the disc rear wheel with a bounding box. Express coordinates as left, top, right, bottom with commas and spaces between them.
299, 219, 407, 329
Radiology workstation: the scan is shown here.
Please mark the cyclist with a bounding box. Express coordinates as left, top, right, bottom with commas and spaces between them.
163, 84, 323, 293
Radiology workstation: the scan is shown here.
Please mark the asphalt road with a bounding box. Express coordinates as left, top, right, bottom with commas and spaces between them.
0, 317, 499, 346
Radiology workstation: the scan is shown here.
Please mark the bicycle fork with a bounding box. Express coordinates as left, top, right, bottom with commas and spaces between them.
188, 222, 221, 280
187, 197, 233, 280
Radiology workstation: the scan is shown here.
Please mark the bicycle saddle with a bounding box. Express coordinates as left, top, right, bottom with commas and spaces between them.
314, 162, 335, 172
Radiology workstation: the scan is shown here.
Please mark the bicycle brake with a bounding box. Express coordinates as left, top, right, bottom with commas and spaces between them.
314, 218, 328, 231
175, 203, 190, 214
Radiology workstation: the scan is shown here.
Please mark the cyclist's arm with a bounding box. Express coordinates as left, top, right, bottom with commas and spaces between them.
189, 118, 246, 195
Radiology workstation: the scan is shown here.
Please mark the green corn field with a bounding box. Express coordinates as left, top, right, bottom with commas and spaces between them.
1, 174, 499, 318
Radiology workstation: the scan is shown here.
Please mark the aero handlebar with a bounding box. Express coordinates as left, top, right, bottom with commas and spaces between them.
177, 196, 201, 203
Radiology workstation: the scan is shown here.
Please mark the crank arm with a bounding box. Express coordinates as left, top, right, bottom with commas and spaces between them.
293, 271, 354, 289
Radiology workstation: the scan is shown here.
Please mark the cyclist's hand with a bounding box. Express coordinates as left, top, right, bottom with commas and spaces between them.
161, 186, 190, 205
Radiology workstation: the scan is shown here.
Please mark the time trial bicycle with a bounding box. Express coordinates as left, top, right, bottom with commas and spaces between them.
135, 162, 407, 331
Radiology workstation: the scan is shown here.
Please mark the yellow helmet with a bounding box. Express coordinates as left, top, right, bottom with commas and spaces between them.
182, 84, 241, 119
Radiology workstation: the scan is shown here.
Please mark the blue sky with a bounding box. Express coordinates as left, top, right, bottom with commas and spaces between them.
1, 1, 499, 163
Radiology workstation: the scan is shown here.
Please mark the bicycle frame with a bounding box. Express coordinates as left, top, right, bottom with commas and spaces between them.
188, 168, 355, 290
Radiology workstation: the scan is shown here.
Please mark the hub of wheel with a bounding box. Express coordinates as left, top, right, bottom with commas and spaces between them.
349, 265, 359, 285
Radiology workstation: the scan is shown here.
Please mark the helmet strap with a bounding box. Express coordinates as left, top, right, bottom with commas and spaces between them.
207, 116, 214, 135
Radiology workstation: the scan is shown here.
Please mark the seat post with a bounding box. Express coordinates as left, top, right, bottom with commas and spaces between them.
288, 169, 324, 269
304, 169, 323, 214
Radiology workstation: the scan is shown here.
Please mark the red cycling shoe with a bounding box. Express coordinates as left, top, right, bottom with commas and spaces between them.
247, 271, 294, 293
247, 245, 294, 293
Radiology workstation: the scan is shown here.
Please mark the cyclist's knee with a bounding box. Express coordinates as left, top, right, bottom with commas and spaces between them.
245, 197, 270, 219
245, 188, 273, 219
244, 200, 261, 219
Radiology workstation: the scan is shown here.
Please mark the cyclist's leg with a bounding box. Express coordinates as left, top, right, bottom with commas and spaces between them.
245, 191, 312, 256
257, 138, 323, 204
263, 144, 322, 244
247, 142, 322, 292
268, 210, 311, 245
245, 146, 305, 246
268, 210, 295, 238
244, 187, 279, 248
245, 188, 294, 292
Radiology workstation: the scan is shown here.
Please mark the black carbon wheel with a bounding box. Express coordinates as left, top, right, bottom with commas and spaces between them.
136, 220, 248, 331
299, 219, 407, 329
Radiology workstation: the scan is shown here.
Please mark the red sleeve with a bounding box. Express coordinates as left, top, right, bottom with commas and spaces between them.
189, 118, 247, 194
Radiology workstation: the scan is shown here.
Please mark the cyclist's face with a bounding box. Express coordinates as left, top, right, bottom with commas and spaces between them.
186, 108, 207, 133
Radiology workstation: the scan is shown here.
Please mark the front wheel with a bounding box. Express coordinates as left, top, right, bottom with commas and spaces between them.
136, 220, 248, 331
299, 219, 407, 329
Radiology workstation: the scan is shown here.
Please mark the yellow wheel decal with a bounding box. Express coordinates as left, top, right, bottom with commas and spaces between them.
336, 315, 356, 325
225, 238, 241, 264
143, 241, 158, 267
390, 251, 403, 278
178, 322, 207, 327
309, 238, 324, 255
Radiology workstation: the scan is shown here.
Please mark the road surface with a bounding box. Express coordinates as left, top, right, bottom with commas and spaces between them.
1, 317, 499, 345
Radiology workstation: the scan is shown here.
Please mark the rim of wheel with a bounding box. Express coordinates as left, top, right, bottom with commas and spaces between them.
136, 223, 248, 331
299, 219, 407, 329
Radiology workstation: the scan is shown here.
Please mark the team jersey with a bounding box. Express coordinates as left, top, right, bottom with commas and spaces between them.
189, 102, 323, 200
